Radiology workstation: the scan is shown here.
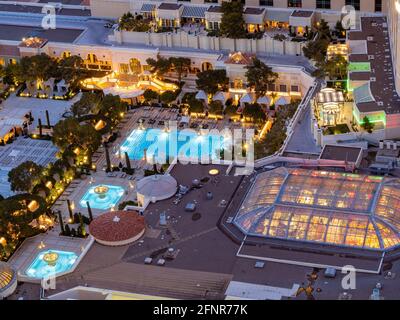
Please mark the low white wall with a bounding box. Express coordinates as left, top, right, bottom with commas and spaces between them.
109, 30, 305, 56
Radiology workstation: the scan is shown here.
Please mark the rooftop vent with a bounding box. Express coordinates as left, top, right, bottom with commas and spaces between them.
367, 36, 374, 41
377, 101, 384, 106
370, 77, 376, 81
368, 55, 375, 60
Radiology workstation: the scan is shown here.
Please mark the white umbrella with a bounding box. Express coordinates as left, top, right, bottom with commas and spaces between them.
195, 90, 207, 101
257, 95, 271, 105
275, 96, 291, 107
212, 91, 228, 103
240, 93, 253, 104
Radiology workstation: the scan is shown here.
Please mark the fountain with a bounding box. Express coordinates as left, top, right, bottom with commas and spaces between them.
94, 185, 109, 199
43, 251, 59, 267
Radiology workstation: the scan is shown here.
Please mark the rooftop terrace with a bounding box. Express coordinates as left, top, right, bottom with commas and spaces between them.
348, 17, 400, 114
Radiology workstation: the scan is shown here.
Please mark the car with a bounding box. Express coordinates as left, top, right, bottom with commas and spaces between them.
104, 23, 114, 28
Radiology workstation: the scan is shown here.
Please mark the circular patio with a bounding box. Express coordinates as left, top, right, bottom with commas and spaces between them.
89, 210, 145, 246
0, 262, 17, 299
137, 174, 177, 204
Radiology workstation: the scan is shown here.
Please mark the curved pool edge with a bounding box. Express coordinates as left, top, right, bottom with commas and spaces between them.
16, 236, 95, 284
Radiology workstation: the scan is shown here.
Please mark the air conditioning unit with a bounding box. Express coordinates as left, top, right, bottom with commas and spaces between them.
368, 55, 375, 60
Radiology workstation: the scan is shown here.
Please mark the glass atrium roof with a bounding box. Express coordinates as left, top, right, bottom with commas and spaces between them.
234, 168, 400, 251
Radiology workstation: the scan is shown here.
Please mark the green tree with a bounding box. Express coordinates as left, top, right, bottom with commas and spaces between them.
52, 118, 101, 155
196, 69, 229, 95
318, 54, 348, 80
71, 92, 102, 117
245, 58, 278, 99
361, 116, 374, 133
58, 55, 88, 91
334, 20, 346, 38
143, 89, 159, 102
146, 55, 172, 78
243, 103, 267, 123
219, 0, 246, 39
98, 94, 128, 123
20, 53, 58, 82
8, 161, 43, 193
160, 90, 176, 104
303, 19, 332, 63
4, 62, 24, 85
208, 100, 224, 115
169, 57, 191, 83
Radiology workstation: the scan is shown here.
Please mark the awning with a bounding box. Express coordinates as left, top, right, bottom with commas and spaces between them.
141, 3, 156, 12
195, 90, 207, 100
240, 93, 253, 104
275, 96, 291, 106
103, 87, 144, 99
257, 96, 271, 105
266, 9, 292, 23
182, 6, 207, 18
212, 91, 228, 103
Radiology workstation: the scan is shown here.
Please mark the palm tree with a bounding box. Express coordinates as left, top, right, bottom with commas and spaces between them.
86, 201, 93, 222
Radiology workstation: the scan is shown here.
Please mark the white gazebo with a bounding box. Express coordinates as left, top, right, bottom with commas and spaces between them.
212, 91, 229, 104
136, 174, 178, 206
274, 96, 291, 108
195, 90, 207, 101
257, 95, 271, 106
240, 93, 253, 104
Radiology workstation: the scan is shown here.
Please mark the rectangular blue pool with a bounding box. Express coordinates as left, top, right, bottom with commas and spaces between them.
119, 128, 226, 162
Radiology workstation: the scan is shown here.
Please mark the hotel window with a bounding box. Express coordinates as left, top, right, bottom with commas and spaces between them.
316, 0, 330, 9
259, 0, 273, 6
291, 85, 299, 92
288, 0, 302, 8
279, 84, 287, 92
375, 0, 382, 12
205, 0, 218, 2
345, 0, 360, 10
268, 83, 276, 91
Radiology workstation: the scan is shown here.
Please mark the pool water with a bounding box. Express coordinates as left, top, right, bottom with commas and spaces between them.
25, 250, 78, 279
119, 128, 226, 162
80, 184, 125, 210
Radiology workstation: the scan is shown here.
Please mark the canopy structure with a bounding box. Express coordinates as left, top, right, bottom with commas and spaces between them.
103, 86, 144, 99
195, 90, 207, 101
274, 96, 291, 107
234, 167, 400, 252
257, 95, 271, 105
137, 174, 178, 205
0, 262, 17, 299
212, 91, 228, 104
240, 93, 253, 104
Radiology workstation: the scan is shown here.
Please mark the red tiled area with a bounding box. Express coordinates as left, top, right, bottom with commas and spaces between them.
89, 210, 145, 243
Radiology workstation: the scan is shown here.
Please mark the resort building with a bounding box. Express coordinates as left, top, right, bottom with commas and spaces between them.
90, 0, 389, 20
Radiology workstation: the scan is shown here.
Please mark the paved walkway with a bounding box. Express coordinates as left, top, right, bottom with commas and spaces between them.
284, 104, 321, 154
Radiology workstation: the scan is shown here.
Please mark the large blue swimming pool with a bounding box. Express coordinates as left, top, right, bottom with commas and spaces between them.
119, 128, 225, 162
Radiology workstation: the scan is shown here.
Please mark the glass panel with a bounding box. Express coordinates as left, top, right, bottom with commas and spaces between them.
306, 214, 329, 242
364, 222, 381, 249
376, 222, 400, 249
